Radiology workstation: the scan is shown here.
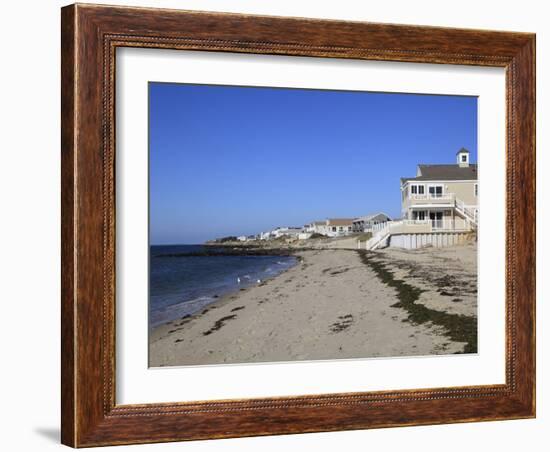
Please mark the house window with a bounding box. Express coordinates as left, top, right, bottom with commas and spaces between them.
410, 184, 425, 196
428, 185, 443, 198
461, 155, 467, 162
475, 184, 478, 196
332, 227, 336, 232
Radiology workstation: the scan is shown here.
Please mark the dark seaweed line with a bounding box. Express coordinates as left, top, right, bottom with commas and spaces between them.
356, 250, 477, 354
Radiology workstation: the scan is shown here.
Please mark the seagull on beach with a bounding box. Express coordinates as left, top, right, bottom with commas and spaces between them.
257, 279, 261, 284
237, 277, 241, 284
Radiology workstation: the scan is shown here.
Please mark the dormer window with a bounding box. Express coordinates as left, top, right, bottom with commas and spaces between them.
456, 148, 470, 167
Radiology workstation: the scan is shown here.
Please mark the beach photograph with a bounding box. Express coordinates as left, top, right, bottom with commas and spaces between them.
148, 82, 479, 367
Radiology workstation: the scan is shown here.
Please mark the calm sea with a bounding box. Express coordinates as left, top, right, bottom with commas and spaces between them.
149, 245, 297, 328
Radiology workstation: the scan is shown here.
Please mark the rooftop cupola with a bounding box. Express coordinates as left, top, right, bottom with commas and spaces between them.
456, 147, 470, 168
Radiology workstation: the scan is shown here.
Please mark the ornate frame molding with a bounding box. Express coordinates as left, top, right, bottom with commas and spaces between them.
62, 4, 535, 447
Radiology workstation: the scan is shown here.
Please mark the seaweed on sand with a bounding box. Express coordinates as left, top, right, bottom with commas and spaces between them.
357, 250, 477, 354
202, 315, 237, 336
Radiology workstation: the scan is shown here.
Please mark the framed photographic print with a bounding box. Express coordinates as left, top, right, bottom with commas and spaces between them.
61, 3, 536, 447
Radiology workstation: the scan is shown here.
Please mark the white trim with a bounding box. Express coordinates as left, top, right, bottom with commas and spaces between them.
409, 204, 454, 209
401, 179, 478, 189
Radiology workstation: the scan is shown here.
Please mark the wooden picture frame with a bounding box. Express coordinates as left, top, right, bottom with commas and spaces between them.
61, 3, 535, 447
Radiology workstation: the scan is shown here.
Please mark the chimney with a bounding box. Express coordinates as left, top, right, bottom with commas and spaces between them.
456, 148, 470, 168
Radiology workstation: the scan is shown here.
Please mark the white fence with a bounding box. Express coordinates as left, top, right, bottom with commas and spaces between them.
359, 218, 473, 250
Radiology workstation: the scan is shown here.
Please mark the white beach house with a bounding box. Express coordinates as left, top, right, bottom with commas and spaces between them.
303, 221, 325, 235
352, 213, 392, 233
304, 219, 354, 237
318, 218, 355, 237
363, 148, 478, 250
260, 226, 304, 240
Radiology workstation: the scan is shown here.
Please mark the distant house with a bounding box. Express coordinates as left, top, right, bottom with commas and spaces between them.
280, 227, 303, 238
259, 231, 271, 240
304, 221, 326, 234
352, 213, 392, 233
261, 226, 303, 239
316, 218, 355, 237
237, 236, 247, 242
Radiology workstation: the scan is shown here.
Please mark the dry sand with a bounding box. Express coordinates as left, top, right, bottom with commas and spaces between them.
150, 243, 477, 367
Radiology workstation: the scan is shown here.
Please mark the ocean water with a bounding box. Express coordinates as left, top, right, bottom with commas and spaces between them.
149, 245, 297, 328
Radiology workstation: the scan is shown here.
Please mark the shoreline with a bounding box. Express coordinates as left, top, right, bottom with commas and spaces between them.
153, 246, 303, 258
150, 244, 477, 367
151, 254, 300, 330
150, 248, 299, 329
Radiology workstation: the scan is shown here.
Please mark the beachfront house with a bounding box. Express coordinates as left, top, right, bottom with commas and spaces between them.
352, 213, 392, 233
304, 219, 355, 237
265, 227, 303, 239
304, 221, 326, 234
321, 218, 355, 237
362, 148, 478, 250
401, 148, 478, 226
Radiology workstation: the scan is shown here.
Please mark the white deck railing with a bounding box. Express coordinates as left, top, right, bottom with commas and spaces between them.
454, 198, 478, 226
409, 193, 455, 201
359, 218, 473, 250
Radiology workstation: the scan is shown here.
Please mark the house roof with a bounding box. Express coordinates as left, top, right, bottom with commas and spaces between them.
401, 164, 478, 183
456, 147, 470, 155
353, 213, 391, 223
326, 218, 355, 226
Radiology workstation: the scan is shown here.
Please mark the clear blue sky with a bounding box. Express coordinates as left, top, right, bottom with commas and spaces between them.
149, 82, 477, 245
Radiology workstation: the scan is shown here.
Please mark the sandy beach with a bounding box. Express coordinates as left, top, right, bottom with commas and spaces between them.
150, 242, 477, 367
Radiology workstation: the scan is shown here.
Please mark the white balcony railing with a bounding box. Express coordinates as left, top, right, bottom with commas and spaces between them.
409, 193, 455, 201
